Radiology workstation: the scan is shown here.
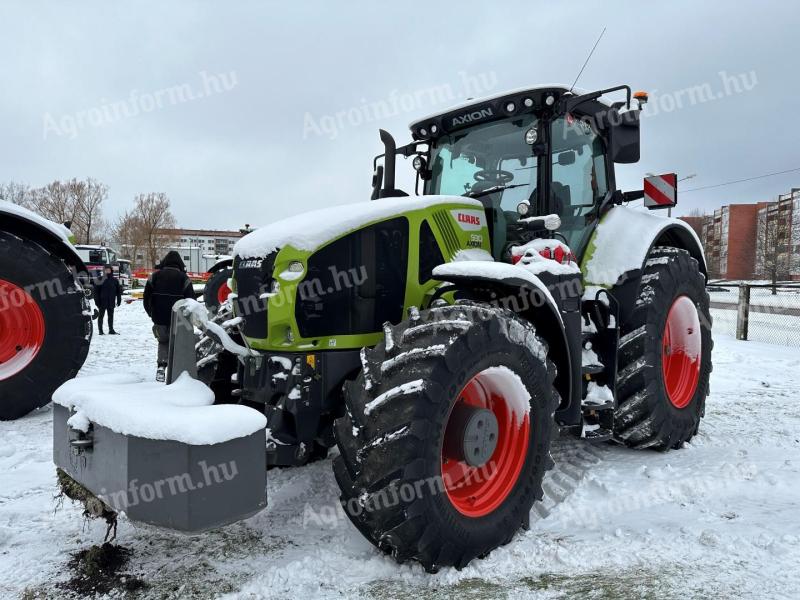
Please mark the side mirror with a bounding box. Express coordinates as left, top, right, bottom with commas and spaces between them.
557, 151, 576, 166
608, 109, 640, 164
370, 165, 384, 200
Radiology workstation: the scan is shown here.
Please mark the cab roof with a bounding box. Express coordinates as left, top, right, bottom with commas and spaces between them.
408, 83, 612, 141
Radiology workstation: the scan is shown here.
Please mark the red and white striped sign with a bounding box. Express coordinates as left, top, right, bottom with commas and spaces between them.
643, 173, 678, 209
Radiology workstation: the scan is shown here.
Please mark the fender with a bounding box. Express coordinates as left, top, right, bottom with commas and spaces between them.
582, 204, 706, 287
208, 256, 234, 273
581, 204, 706, 322
432, 260, 576, 421
0, 201, 86, 273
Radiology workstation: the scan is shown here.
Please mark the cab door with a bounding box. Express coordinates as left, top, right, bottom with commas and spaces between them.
548, 115, 611, 257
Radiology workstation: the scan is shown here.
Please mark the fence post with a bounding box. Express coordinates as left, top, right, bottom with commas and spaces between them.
736, 285, 751, 341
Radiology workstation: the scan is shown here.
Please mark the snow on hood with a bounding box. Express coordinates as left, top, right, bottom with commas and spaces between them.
53, 372, 267, 445
0, 200, 73, 243
584, 205, 705, 287
233, 195, 482, 258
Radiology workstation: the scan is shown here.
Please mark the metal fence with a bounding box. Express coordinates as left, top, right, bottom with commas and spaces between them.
707, 282, 800, 347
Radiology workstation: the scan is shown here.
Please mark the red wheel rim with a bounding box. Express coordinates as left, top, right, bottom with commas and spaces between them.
0, 279, 46, 381
441, 367, 531, 517
217, 280, 231, 304
662, 295, 701, 409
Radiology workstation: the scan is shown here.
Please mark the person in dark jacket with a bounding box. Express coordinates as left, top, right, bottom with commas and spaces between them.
94, 265, 122, 335
143, 250, 195, 381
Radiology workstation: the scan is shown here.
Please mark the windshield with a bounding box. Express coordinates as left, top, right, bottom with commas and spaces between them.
427, 115, 539, 214
76, 247, 109, 264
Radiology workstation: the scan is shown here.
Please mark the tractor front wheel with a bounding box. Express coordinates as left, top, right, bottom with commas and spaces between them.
203, 267, 233, 314
614, 247, 712, 449
333, 302, 555, 572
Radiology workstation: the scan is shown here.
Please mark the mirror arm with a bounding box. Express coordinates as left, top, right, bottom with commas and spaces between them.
560, 85, 632, 115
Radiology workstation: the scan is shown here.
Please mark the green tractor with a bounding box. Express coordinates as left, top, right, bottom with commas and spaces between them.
218, 84, 711, 570
56, 83, 712, 573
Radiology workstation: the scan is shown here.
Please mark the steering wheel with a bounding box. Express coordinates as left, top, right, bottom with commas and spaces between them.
473, 169, 514, 185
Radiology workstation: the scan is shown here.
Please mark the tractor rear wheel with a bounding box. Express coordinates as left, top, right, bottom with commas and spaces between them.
333, 302, 555, 572
614, 247, 712, 449
203, 267, 233, 314
0, 231, 92, 420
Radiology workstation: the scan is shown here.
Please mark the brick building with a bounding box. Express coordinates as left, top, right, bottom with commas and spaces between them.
698, 203, 767, 280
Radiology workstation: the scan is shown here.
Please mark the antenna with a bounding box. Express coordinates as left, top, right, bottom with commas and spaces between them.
569, 26, 607, 92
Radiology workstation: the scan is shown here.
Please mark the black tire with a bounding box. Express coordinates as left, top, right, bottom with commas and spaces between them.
333, 302, 556, 572
203, 267, 233, 314
614, 247, 712, 450
0, 231, 92, 420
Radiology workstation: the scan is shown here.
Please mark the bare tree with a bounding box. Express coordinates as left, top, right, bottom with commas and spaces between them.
757, 203, 791, 294
17, 177, 108, 243
132, 192, 177, 268
112, 210, 147, 268
75, 179, 108, 244
0, 181, 34, 207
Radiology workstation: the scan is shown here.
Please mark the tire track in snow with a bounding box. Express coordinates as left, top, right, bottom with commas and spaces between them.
530, 438, 606, 524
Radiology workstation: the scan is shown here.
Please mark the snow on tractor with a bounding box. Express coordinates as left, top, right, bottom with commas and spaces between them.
53, 84, 711, 572
0, 201, 94, 420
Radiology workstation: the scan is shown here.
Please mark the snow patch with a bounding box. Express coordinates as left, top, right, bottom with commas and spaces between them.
585, 382, 614, 405
584, 205, 704, 286
477, 366, 531, 426
452, 248, 494, 262
53, 372, 267, 445
380, 344, 446, 373
364, 379, 425, 415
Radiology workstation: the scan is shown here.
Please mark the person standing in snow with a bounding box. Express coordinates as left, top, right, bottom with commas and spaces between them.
143, 250, 195, 382
94, 265, 122, 335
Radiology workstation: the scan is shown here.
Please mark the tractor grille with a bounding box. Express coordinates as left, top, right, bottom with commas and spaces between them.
432, 210, 461, 258
233, 252, 276, 340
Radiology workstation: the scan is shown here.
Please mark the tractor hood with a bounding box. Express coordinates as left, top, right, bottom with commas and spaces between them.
233, 195, 483, 259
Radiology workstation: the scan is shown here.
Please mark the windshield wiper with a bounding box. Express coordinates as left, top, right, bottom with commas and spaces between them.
466, 183, 528, 199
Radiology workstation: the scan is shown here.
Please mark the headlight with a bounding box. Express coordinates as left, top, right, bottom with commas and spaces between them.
517, 202, 530, 216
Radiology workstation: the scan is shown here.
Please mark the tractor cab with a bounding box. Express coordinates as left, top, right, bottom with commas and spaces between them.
373, 84, 642, 263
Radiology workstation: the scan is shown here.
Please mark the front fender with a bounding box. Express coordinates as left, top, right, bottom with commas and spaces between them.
432, 260, 576, 421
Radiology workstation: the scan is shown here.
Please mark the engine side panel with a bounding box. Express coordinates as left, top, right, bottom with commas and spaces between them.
234, 199, 490, 352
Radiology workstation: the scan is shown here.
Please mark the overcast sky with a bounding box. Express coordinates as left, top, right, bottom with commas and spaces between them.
1, 0, 798, 229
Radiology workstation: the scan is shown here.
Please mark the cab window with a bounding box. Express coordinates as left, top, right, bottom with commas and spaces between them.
550, 115, 609, 250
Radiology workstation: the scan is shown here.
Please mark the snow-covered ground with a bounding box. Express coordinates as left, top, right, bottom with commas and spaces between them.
2, 301, 800, 599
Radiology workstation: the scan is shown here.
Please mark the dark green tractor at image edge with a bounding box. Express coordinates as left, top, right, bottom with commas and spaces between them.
218, 84, 711, 570
63, 83, 713, 573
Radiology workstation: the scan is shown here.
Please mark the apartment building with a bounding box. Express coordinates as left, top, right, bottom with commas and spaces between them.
699, 203, 767, 280
755, 190, 800, 281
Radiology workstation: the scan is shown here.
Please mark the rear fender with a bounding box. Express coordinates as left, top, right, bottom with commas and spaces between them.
582, 204, 706, 322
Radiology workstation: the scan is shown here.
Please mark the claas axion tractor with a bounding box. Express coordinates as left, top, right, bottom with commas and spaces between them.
55, 83, 711, 572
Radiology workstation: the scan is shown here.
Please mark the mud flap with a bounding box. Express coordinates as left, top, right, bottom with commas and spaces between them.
53, 403, 267, 532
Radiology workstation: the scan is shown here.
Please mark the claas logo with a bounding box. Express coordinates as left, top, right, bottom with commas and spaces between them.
457, 213, 481, 225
